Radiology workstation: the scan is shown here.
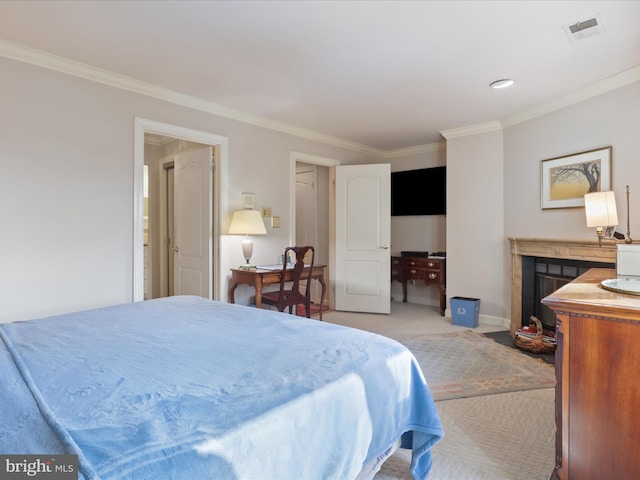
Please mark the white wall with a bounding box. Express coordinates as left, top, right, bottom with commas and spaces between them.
504, 82, 640, 240
0, 57, 377, 322
445, 129, 505, 324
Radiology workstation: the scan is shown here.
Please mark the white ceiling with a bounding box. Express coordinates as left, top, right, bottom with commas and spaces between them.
0, 0, 638, 152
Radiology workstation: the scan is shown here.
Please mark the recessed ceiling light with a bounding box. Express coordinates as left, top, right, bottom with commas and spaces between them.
490, 79, 515, 89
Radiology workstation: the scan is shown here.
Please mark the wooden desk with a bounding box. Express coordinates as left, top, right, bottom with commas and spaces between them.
391, 256, 446, 316
228, 265, 327, 320
542, 268, 640, 480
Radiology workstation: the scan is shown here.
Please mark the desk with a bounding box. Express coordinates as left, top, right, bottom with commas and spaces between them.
228, 265, 327, 320
391, 256, 446, 316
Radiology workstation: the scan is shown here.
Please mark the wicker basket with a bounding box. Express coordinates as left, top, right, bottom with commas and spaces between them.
513, 316, 556, 354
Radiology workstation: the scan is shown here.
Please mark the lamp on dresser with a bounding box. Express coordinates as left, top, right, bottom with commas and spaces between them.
228, 209, 267, 269
584, 185, 640, 295
584, 186, 633, 246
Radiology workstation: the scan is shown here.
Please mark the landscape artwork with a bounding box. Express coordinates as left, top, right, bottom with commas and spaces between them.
549, 159, 601, 200
540, 147, 612, 209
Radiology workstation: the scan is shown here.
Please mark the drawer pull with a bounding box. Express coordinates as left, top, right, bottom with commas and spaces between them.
410, 261, 415, 266
429, 273, 437, 280
410, 269, 417, 274
428, 262, 435, 267
393, 260, 399, 265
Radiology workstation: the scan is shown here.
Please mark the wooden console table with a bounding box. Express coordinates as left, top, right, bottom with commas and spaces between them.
542, 268, 640, 480
228, 265, 327, 320
391, 256, 446, 316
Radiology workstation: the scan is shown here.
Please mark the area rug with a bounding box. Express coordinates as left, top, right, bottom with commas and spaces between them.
396, 330, 556, 401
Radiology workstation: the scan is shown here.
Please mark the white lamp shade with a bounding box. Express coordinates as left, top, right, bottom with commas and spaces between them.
228, 210, 267, 235
584, 191, 619, 228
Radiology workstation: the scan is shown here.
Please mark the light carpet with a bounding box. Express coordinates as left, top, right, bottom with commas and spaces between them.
397, 330, 556, 401
376, 388, 556, 480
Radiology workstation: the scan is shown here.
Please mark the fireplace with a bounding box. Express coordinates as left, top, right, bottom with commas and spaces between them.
522, 256, 615, 330
509, 238, 617, 333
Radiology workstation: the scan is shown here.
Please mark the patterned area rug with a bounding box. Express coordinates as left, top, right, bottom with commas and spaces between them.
397, 330, 556, 401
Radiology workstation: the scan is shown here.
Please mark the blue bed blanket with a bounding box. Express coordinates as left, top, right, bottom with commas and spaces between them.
0, 296, 443, 479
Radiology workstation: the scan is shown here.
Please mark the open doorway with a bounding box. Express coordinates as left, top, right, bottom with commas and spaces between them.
133, 118, 228, 302
144, 136, 215, 299
290, 152, 340, 310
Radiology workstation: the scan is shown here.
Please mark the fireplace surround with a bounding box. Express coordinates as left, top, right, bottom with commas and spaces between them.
509, 238, 616, 333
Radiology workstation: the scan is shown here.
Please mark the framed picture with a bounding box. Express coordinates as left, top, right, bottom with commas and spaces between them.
540, 146, 612, 209
241, 193, 256, 210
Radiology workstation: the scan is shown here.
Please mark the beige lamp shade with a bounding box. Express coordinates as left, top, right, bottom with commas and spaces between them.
228, 210, 267, 235
584, 191, 619, 228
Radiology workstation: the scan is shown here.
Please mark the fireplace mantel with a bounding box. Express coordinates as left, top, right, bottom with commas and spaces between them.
509, 238, 616, 332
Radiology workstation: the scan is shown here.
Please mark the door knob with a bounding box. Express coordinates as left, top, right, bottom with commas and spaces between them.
172, 246, 179, 253
381, 244, 389, 249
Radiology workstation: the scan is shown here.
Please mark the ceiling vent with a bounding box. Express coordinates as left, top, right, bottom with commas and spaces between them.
563, 13, 605, 43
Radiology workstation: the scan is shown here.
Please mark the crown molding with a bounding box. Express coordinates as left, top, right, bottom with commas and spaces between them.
382, 141, 446, 158
502, 65, 640, 128
0, 39, 386, 157
440, 121, 503, 140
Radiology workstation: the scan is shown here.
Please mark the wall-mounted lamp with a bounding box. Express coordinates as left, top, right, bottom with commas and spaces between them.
584, 186, 633, 247
228, 209, 267, 269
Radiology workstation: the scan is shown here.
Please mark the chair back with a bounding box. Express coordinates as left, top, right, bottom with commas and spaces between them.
279, 245, 315, 298
260, 245, 316, 317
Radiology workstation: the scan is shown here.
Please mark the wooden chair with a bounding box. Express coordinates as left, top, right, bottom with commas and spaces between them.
262, 246, 316, 318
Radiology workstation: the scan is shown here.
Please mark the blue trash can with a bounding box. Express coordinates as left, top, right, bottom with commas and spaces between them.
450, 297, 480, 328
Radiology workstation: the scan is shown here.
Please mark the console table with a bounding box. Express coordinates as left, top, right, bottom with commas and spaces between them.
391, 256, 446, 316
228, 265, 326, 320
542, 268, 640, 480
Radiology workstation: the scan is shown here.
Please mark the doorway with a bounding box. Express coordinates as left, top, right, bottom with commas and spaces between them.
133, 118, 228, 302
290, 152, 340, 310
295, 164, 321, 304
149, 143, 215, 299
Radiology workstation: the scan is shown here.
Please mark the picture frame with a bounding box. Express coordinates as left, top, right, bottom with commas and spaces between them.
241, 193, 256, 210
540, 146, 612, 210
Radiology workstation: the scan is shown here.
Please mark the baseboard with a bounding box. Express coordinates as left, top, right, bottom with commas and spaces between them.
443, 309, 509, 329
394, 296, 510, 329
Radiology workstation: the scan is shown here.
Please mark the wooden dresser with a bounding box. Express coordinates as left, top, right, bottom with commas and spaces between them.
542, 268, 640, 480
391, 255, 446, 316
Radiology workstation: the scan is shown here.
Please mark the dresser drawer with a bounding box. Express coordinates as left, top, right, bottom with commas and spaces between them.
405, 268, 440, 281
393, 257, 442, 269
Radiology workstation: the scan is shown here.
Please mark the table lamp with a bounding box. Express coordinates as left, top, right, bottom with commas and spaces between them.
584, 186, 640, 295
584, 190, 618, 246
228, 209, 267, 269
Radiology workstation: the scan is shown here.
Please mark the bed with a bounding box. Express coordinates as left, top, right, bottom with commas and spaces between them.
1, 296, 443, 479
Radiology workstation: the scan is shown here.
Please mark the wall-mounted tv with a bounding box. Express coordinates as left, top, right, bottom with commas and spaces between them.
391, 166, 446, 216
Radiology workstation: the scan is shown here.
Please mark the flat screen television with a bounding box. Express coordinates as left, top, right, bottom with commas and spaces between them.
391, 166, 446, 216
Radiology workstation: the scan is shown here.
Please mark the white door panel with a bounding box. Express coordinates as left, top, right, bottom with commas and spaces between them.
335, 164, 390, 313
174, 146, 212, 298
296, 167, 320, 303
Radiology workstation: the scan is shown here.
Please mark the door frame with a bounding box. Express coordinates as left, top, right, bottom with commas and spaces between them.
134, 117, 229, 302
289, 151, 340, 309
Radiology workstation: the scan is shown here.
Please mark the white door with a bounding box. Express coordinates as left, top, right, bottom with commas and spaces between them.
296, 167, 317, 247
335, 164, 391, 314
173, 146, 213, 298
296, 166, 321, 303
